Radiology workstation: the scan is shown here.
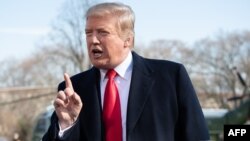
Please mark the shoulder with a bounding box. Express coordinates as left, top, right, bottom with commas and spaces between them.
146, 58, 182, 69
133, 51, 184, 71
144, 57, 185, 75
71, 68, 97, 82
58, 67, 99, 91
132, 51, 187, 77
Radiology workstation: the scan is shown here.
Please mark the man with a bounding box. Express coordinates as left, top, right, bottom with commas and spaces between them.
42, 2, 209, 141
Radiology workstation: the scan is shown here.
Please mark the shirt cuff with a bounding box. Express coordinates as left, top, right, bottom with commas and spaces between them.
58, 122, 75, 138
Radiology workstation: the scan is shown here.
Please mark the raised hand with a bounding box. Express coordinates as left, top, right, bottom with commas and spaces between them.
53, 73, 83, 129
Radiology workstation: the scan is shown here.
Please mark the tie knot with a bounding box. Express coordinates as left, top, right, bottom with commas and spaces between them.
106, 69, 117, 79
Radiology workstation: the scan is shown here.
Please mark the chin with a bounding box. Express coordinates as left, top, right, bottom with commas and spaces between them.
91, 59, 115, 69
92, 62, 109, 69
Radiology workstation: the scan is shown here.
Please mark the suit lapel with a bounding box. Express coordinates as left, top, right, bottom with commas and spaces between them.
81, 67, 104, 141
126, 52, 155, 136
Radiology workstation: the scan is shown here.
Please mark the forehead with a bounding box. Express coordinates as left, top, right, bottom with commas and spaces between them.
85, 16, 118, 30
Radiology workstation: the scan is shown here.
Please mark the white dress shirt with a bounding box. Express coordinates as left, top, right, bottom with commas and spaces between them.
100, 51, 133, 141
59, 52, 133, 141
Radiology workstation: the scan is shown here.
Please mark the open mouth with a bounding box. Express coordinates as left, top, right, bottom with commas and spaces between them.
92, 48, 103, 58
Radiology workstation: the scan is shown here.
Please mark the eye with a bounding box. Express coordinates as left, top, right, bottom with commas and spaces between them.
85, 30, 92, 37
98, 30, 109, 36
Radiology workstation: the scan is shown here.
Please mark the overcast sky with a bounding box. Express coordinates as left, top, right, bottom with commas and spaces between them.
1, 0, 250, 61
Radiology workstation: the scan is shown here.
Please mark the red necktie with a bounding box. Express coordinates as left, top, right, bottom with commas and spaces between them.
103, 69, 122, 141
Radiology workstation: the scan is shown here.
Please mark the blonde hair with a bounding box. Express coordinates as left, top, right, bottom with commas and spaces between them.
86, 2, 135, 46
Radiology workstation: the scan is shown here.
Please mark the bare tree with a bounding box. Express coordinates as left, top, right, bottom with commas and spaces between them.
190, 31, 250, 108
137, 39, 189, 62
47, 0, 99, 72
238, 31, 250, 87
0, 46, 76, 87
134, 31, 250, 108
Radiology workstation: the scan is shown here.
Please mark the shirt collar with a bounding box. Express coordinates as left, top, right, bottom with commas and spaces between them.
100, 51, 133, 81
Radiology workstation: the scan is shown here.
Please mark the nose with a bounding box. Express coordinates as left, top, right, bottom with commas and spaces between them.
88, 32, 100, 45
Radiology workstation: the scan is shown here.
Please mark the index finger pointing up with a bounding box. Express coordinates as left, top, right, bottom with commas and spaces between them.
64, 73, 74, 91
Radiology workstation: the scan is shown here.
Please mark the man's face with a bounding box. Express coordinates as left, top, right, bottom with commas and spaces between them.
85, 16, 130, 69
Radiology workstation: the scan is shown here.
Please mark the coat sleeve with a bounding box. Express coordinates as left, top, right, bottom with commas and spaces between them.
42, 113, 82, 141
42, 83, 82, 141
174, 64, 210, 141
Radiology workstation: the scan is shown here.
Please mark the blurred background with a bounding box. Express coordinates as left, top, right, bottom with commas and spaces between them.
0, 0, 250, 141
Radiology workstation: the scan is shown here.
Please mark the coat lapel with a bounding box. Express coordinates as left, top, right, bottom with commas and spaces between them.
80, 67, 104, 141
126, 52, 155, 136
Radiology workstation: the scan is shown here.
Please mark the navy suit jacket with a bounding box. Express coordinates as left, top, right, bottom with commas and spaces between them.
43, 52, 210, 141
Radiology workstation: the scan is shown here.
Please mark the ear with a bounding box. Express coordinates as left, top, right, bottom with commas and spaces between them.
124, 37, 130, 47
124, 38, 130, 47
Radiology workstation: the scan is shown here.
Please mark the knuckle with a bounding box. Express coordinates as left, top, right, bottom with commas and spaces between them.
64, 88, 74, 95
57, 91, 66, 99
